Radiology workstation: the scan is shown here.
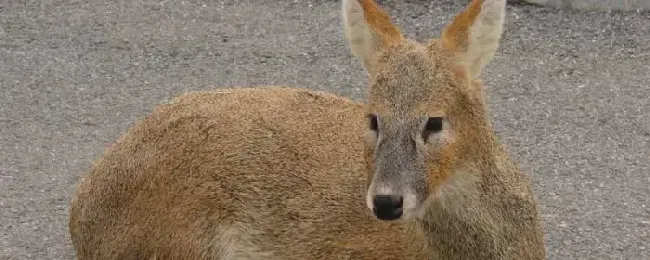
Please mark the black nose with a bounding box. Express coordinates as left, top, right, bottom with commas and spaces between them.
372, 195, 403, 220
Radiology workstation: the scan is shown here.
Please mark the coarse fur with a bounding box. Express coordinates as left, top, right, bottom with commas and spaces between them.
68, 0, 546, 259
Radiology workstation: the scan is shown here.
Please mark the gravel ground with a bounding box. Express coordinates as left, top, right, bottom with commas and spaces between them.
1, 0, 648, 259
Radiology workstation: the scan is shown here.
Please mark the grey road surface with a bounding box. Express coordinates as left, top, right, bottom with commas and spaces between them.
1, 0, 648, 259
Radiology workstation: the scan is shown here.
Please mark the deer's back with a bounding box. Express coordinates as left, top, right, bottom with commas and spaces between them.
69, 87, 426, 260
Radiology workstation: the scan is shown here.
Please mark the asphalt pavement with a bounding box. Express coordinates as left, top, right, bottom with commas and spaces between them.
1, 0, 648, 259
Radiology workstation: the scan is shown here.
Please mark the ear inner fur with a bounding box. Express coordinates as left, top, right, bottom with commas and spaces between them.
440, 0, 483, 53
357, 0, 404, 47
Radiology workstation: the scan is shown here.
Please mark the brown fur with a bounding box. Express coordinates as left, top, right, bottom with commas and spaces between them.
69, 0, 546, 259
357, 0, 404, 46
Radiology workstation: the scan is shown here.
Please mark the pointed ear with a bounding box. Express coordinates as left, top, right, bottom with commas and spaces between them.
437, 0, 506, 80
342, 0, 405, 76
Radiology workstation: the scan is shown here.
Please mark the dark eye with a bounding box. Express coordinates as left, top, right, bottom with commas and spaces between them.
425, 117, 443, 132
423, 117, 443, 141
368, 114, 378, 131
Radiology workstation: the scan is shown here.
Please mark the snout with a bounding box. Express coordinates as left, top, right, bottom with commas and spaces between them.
372, 195, 403, 220
366, 185, 419, 221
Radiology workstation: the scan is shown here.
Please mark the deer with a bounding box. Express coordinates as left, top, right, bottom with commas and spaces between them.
68, 0, 547, 259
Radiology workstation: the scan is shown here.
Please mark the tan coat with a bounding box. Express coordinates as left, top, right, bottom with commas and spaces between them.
69, 0, 547, 259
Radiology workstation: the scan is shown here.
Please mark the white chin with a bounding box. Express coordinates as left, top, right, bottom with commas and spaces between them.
400, 207, 422, 221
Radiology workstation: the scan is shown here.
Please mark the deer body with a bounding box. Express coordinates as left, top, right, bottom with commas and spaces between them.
69, 88, 428, 259
69, 0, 546, 259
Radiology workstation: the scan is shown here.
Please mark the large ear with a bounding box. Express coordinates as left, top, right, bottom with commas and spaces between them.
342, 0, 405, 76
437, 0, 506, 80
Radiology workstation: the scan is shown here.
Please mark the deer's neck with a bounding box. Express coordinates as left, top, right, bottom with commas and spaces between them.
415, 129, 530, 259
